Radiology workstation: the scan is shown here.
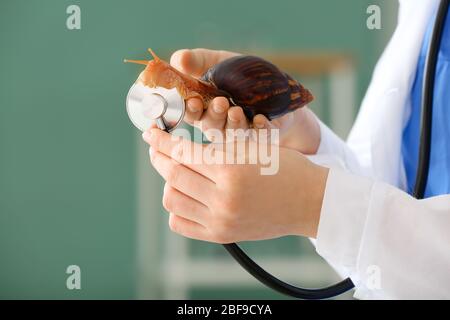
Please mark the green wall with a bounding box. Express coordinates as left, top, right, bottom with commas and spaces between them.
0, 0, 396, 299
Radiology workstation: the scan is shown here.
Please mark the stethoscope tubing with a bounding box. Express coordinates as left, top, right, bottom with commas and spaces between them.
414, 0, 449, 199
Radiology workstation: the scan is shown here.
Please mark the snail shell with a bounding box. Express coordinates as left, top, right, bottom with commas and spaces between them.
125, 49, 313, 121
202, 55, 313, 120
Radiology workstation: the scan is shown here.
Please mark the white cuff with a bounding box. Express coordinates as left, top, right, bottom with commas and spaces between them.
307, 118, 348, 169
316, 117, 347, 156
315, 168, 375, 283
307, 116, 366, 177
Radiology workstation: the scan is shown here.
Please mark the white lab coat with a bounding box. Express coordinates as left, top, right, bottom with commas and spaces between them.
310, 0, 450, 299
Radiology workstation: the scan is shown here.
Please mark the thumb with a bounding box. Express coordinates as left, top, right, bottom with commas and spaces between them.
170, 48, 239, 77
170, 49, 205, 77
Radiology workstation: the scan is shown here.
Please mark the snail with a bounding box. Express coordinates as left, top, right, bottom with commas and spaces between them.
124, 49, 313, 121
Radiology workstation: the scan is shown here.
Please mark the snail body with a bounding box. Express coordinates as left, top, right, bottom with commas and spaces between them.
125, 49, 313, 121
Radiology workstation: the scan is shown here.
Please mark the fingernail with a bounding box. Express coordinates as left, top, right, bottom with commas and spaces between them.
254, 121, 265, 129
188, 103, 201, 113
188, 103, 198, 113
213, 102, 225, 113
228, 115, 238, 123
142, 130, 152, 143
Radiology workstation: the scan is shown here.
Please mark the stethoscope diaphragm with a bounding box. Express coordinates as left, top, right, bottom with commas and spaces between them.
126, 83, 185, 132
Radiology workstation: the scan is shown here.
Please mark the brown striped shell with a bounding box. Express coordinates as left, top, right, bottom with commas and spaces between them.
201, 55, 313, 120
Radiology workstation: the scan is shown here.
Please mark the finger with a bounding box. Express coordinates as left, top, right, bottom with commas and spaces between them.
168, 213, 209, 241
150, 149, 215, 204
143, 128, 216, 180
225, 107, 249, 139
253, 114, 272, 130
251, 114, 274, 142
204, 97, 229, 122
163, 184, 209, 225
184, 97, 204, 124
199, 97, 229, 141
170, 48, 240, 78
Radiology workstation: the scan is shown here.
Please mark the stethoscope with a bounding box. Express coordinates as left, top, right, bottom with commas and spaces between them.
125, 0, 449, 299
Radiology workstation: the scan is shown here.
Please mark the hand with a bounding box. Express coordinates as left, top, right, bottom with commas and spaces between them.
170, 48, 321, 154
170, 48, 247, 140
142, 128, 329, 243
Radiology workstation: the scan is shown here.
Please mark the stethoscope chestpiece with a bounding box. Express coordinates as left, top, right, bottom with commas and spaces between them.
126, 83, 185, 132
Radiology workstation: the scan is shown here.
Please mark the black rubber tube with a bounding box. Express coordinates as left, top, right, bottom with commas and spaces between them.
223, 243, 354, 299
223, 0, 449, 299
414, 0, 449, 199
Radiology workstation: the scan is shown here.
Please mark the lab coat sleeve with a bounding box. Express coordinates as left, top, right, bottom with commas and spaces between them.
307, 117, 367, 176
316, 167, 450, 299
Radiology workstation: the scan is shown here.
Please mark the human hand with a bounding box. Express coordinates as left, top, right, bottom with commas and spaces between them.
170, 48, 321, 154
142, 127, 328, 242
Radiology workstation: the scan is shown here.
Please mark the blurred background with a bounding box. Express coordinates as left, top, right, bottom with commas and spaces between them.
0, 0, 398, 299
